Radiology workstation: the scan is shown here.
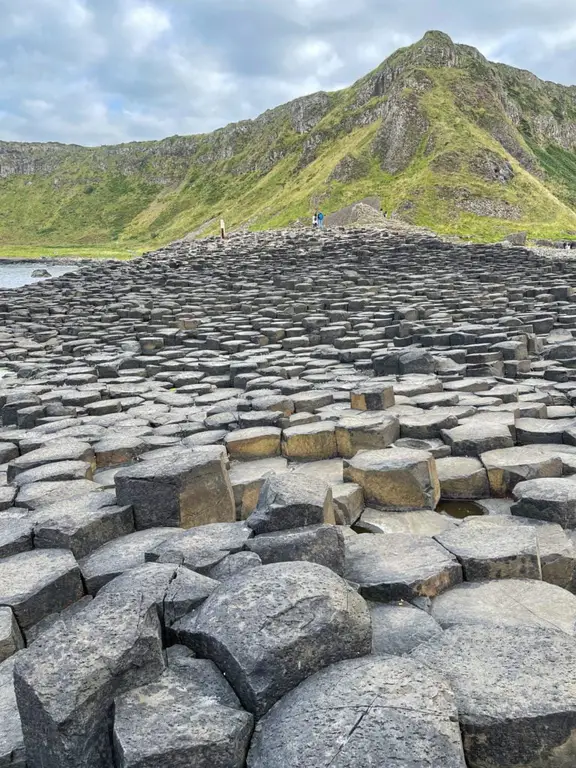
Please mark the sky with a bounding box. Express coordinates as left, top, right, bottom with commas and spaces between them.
1, 0, 576, 147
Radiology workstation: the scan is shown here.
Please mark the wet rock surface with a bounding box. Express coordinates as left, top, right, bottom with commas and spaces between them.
3, 227, 576, 764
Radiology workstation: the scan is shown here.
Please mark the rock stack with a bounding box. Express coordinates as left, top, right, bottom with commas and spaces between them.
1, 227, 576, 766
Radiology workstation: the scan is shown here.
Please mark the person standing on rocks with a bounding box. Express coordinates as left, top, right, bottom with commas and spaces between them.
312, 212, 318, 228
317, 211, 324, 229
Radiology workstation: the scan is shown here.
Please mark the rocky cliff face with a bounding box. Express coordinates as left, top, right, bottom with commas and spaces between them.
1, 30, 576, 249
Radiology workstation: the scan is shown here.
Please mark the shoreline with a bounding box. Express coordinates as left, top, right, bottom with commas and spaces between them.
0, 256, 125, 265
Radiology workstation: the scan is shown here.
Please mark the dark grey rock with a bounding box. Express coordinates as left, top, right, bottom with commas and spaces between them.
345, 532, 462, 601
14, 589, 165, 768
146, 522, 253, 575
99, 562, 218, 626
174, 561, 371, 717
247, 656, 466, 768
512, 477, 576, 528
411, 625, 576, 768
431, 579, 576, 634
113, 646, 253, 768
0, 607, 24, 663
369, 601, 443, 655
80, 527, 181, 594
245, 524, 345, 575
247, 472, 334, 534
0, 549, 84, 630
0, 654, 25, 767
115, 447, 235, 529
32, 490, 134, 559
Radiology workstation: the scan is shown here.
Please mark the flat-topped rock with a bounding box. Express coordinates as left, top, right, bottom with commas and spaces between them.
481, 445, 564, 496
113, 646, 253, 768
436, 456, 489, 499
441, 421, 514, 457
80, 527, 180, 594
343, 448, 440, 510
146, 521, 253, 575
14, 589, 165, 768
356, 507, 457, 537
335, 412, 399, 458
431, 579, 576, 634
411, 625, 576, 768
247, 472, 334, 534
247, 656, 466, 768
435, 515, 576, 586
0, 549, 83, 630
225, 427, 282, 460
175, 561, 371, 717
115, 446, 235, 529
369, 601, 443, 655
512, 477, 576, 528
32, 491, 134, 559
345, 532, 462, 601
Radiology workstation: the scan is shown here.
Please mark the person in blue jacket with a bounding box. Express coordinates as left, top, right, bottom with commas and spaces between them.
317, 211, 324, 229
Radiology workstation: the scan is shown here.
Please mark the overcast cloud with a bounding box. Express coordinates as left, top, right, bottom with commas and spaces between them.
1, 0, 575, 146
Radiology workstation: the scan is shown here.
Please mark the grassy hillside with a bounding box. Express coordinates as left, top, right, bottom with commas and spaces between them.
2, 29, 576, 254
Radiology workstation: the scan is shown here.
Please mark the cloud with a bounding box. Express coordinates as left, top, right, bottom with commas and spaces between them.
0, 0, 576, 146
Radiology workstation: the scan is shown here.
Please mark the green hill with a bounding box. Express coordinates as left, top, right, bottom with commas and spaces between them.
2, 29, 576, 254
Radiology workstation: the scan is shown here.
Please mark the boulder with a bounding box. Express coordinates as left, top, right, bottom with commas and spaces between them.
115, 447, 235, 529
245, 524, 345, 574
14, 589, 165, 768
174, 561, 371, 717
0, 549, 84, 630
247, 472, 334, 534
247, 656, 466, 768
411, 625, 576, 768
113, 646, 253, 768
345, 532, 462, 601
343, 448, 440, 510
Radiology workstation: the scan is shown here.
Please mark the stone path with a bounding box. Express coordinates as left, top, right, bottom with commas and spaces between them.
2, 227, 576, 765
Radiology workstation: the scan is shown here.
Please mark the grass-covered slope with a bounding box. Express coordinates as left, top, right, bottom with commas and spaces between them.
2, 29, 576, 254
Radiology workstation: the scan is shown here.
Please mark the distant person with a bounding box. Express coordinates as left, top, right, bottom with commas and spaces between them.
312, 212, 318, 228
317, 211, 324, 229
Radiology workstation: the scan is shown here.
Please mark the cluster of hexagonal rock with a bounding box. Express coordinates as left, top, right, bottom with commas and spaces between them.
3, 227, 576, 766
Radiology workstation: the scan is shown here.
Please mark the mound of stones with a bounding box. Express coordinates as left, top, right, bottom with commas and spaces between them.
3, 227, 576, 765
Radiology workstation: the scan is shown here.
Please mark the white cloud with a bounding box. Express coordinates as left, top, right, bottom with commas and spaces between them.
0, 0, 576, 146
123, 2, 171, 53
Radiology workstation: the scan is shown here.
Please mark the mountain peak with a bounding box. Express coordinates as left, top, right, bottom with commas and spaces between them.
420, 30, 455, 46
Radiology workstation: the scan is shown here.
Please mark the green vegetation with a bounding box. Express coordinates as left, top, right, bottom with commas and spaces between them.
0, 245, 139, 260
1, 30, 576, 254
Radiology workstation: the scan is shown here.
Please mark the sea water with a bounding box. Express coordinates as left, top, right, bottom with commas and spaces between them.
0, 263, 77, 289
